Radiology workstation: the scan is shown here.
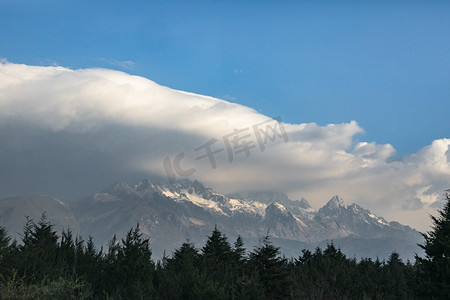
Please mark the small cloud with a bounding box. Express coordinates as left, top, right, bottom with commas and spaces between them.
37, 58, 58, 66
234, 69, 243, 74
0, 58, 9, 64
402, 198, 424, 211
222, 94, 237, 101
429, 200, 445, 209
98, 58, 136, 70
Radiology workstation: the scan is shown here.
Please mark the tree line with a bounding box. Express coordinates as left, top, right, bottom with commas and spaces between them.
0, 192, 449, 299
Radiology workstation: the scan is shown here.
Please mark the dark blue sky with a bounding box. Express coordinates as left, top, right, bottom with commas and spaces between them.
1, 0, 449, 155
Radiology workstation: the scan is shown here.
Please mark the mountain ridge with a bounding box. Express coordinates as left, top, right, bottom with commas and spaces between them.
0, 178, 423, 260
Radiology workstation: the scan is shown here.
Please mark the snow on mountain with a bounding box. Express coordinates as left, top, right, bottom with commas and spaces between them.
0, 179, 424, 260
228, 190, 315, 219
150, 179, 266, 217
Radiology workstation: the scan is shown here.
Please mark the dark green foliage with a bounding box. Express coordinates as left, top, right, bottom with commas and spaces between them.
156, 241, 227, 300
0, 226, 13, 278
19, 214, 59, 282
234, 235, 246, 261
1, 194, 449, 299
200, 227, 237, 298
384, 252, 408, 300
0, 226, 10, 255
416, 190, 450, 299
249, 235, 291, 299
294, 244, 359, 299
0, 276, 92, 299
117, 225, 155, 298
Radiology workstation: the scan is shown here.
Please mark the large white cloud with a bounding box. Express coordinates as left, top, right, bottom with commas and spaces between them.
0, 61, 449, 231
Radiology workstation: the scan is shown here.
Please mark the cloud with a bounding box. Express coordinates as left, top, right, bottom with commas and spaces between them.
97, 58, 136, 69
402, 198, 424, 211
0, 61, 449, 231
222, 94, 237, 101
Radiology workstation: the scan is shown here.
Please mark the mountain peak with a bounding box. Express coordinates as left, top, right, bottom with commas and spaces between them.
298, 198, 312, 210
104, 181, 133, 194
2, 178, 422, 261
325, 195, 345, 209
168, 178, 208, 195
135, 179, 156, 191
266, 202, 290, 217
191, 179, 207, 194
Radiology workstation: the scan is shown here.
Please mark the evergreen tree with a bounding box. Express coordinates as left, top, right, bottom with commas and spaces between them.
294, 244, 358, 299
384, 252, 407, 300
57, 228, 78, 279
234, 235, 246, 261
0, 226, 10, 254
202, 227, 234, 265
77, 236, 103, 295
249, 235, 291, 299
100, 234, 121, 297
19, 214, 59, 282
235, 271, 265, 300
201, 227, 253, 299
163, 242, 200, 299
232, 235, 251, 299
160, 241, 226, 300
201, 227, 235, 294
416, 190, 450, 299
118, 225, 155, 298
3, 209, 447, 299
355, 257, 385, 299
0, 226, 12, 277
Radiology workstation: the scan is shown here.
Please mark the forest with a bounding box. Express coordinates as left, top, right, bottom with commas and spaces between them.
0, 193, 449, 299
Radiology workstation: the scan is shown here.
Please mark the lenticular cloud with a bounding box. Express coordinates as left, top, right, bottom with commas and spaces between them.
0, 60, 449, 231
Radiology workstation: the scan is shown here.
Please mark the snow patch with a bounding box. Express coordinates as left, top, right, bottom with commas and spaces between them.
228, 198, 267, 215
293, 215, 306, 227
183, 191, 226, 215
274, 202, 287, 212
189, 218, 205, 226
160, 189, 179, 198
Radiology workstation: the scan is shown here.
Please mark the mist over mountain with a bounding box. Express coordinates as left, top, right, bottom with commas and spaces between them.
1, 62, 449, 234
0, 179, 423, 261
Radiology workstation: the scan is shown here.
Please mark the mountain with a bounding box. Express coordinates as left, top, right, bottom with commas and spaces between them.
0, 195, 78, 235
0, 179, 423, 260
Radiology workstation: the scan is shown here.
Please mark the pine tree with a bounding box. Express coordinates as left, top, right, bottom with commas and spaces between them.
0, 226, 10, 253
234, 235, 246, 262
58, 228, 77, 279
201, 227, 234, 287
78, 236, 103, 295
166, 242, 201, 299
385, 252, 407, 300
0, 226, 12, 277
161, 241, 227, 300
118, 225, 155, 298
248, 235, 291, 299
19, 214, 59, 282
100, 234, 121, 297
416, 190, 450, 299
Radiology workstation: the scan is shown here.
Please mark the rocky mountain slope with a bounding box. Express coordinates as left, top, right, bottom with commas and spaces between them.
0, 179, 423, 260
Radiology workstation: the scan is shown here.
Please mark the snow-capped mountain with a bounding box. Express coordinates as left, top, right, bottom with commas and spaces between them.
0, 179, 423, 260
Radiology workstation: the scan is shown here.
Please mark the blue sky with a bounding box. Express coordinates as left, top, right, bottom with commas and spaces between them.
1, 0, 449, 156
